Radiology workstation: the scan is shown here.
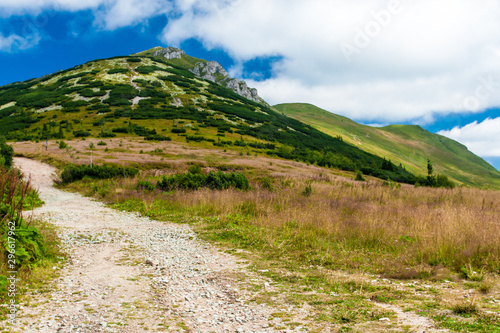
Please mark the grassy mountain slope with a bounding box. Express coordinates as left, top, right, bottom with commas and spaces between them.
0, 53, 416, 183
274, 103, 500, 189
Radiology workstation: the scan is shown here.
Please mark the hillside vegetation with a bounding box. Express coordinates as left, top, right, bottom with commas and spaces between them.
1, 53, 419, 184
274, 103, 500, 189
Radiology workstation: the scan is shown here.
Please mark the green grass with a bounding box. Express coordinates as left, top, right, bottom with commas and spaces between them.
274, 103, 500, 189
433, 313, 500, 332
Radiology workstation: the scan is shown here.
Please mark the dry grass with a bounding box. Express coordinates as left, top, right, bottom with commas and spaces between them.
17, 138, 500, 276
70, 170, 500, 278
30, 140, 500, 330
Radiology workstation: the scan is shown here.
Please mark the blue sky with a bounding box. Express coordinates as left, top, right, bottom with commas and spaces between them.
0, 0, 499, 171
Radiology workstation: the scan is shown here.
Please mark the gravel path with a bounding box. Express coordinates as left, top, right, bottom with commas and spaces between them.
8, 158, 310, 332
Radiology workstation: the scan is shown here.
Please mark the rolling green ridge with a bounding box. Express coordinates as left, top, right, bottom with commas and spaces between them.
0, 50, 416, 183
274, 103, 500, 189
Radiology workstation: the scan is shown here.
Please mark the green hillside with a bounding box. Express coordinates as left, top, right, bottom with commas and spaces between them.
0, 51, 417, 183
274, 103, 500, 189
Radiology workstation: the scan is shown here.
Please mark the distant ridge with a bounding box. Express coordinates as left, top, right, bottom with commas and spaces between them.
274, 103, 500, 189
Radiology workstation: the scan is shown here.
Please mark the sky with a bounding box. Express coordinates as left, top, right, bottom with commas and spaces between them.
0, 0, 499, 171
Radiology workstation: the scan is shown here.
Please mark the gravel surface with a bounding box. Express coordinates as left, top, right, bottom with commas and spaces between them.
7, 158, 311, 332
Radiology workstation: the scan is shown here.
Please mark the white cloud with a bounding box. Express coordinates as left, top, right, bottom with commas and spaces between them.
160, 0, 500, 122
0, 0, 171, 30
438, 118, 500, 157
0, 32, 40, 52
94, 0, 172, 30
0, 0, 103, 15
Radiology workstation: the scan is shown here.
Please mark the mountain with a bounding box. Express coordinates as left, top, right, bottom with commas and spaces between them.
136, 46, 265, 104
274, 103, 500, 189
0, 47, 418, 184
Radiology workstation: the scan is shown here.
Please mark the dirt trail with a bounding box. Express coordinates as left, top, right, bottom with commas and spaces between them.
7, 158, 311, 332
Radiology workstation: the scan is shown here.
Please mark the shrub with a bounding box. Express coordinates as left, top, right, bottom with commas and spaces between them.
435, 174, 455, 189
355, 170, 365, 181
79, 88, 106, 98
60, 164, 139, 184
171, 128, 187, 134
73, 130, 91, 138
188, 164, 202, 174
98, 130, 116, 138
137, 180, 155, 191
126, 58, 141, 63
135, 65, 163, 74
302, 184, 312, 196
97, 141, 107, 146
144, 134, 171, 141
0, 137, 13, 168
108, 68, 129, 74
58, 141, 68, 149
157, 171, 249, 191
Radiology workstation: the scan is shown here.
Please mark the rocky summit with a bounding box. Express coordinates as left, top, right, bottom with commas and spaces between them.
151, 46, 265, 104
152, 46, 186, 60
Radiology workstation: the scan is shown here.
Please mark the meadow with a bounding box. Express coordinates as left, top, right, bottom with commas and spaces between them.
34, 137, 499, 331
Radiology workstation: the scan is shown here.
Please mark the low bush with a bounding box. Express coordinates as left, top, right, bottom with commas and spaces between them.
171, 128, 187, 134
108, 68, 129, 74
126, 58, 141, 63
188, 164, 202, 174
60, 164, 139, 184
156, 171, 249, 191
98, 130, 116, 138
144, 134, 171, 141
73, 130, 91, 138
137, 180, 155, 191
355, 170, 365, 181
0, 137, 13, 168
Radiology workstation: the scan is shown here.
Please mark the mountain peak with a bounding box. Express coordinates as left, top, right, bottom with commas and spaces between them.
140, 46, 265, 104
152, 46, 185, 60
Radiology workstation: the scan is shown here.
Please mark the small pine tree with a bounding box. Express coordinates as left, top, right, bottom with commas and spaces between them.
427, 159, 436, 186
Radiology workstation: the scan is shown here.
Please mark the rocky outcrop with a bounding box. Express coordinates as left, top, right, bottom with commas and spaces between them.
153, 47, 185, 60
152, 46, 266, 104
190, 61, 228, 82
190, 61, 265, 104
224, 79, 261, 102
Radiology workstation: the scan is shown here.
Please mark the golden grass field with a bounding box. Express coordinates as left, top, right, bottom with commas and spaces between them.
13, 137, 500, 332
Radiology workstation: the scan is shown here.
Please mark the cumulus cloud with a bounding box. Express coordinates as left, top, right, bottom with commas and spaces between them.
438, 118, 500, 157
0, 0, 171, 30
161, 0, 500, 122
0, 32, 40, 52
94, 0, 172, 30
